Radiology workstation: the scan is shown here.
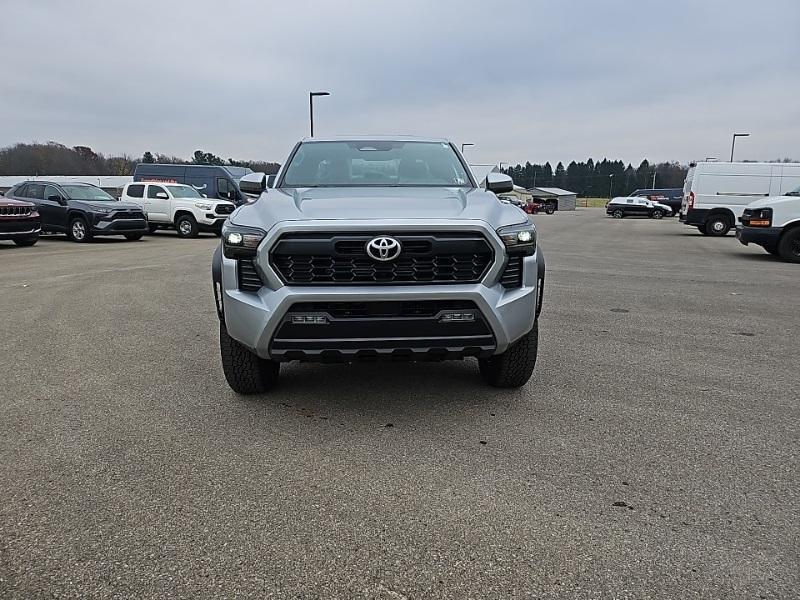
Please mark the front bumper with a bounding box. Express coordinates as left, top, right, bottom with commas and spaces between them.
0, 217, 41, 240
199, 214, 228, 231
735, 225, 782, 247
679, 208, 709, 225
215, 221, 542, 361
92, 217, 149, 236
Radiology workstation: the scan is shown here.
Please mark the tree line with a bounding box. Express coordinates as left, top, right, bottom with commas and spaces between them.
0, 142, 281, 177
501, 159, 689, 197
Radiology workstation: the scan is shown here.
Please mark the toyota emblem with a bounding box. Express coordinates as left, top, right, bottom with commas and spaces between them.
366, 236, 402, 262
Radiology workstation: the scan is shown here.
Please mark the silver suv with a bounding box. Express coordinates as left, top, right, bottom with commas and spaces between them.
211, 136, 545, 393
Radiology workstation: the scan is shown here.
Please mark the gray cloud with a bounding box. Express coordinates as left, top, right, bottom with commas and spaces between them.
2, 0, 798, 166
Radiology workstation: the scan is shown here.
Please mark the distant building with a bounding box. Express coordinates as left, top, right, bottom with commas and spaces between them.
528, 187, 577, 211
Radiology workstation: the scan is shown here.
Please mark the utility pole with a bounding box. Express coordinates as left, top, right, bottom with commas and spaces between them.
730, 133, 750, 162
652, 168, 657, 189
309, 91, 330, 137
609, 174, 614, 199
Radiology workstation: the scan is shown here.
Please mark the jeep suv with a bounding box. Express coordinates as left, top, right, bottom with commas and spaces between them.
0, 196, 41, 246
211, 137, 545, 393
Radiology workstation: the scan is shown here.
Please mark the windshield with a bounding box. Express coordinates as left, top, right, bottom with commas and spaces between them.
281, 141, 473, 188
61, 185, 116, 201
786, 185, 800, 196
167, 185, 202, 198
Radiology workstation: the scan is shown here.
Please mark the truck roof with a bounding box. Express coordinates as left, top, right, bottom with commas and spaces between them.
298, 135, 452, 144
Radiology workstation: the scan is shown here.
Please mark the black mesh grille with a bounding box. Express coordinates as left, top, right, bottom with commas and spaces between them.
500, 254, 523, 288
112, 211, 145, 220
215, 204, 234, 215
237, 259, 263, 292
271, 232, 493, 285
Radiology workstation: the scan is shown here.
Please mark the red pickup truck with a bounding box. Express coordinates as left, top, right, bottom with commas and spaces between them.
0, 196, 41, 246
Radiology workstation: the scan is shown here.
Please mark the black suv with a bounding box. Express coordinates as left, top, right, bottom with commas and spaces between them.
4, 181, 148, 242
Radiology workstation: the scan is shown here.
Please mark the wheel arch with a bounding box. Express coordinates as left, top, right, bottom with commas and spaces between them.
706, 207, 736, 225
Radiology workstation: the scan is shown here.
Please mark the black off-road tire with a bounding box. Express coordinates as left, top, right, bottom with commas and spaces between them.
13, 235, 39, 247
763, 244, 780, 257
706, 214, 731, 237
545, 204, 555, 215
777, 227, 800, 263
697, 223, 708, 235
148, 223, 159, 234
478, 321, 538, 388
125, 233, 144, 241
219, 321, 280, 394
176, 214, 199, 238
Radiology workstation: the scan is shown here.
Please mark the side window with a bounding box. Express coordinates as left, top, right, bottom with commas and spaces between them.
43, 185, 61, 201
14, 184, 27, 198
26, 183, 45, 200
217, 178, 231, 196
147, 185, 166, 198
627, 199, 634, 204
127, 184, 145, 198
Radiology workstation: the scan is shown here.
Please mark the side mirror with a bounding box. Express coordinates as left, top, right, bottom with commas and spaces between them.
486, 172, 514, 194
155, 192, 169, 199
267, 174, 276, 188
47, 194, 64, 203
240, 172, 267, 196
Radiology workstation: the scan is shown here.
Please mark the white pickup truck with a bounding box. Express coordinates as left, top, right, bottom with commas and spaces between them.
121, 182, 236, 238
736, 185, 800, 263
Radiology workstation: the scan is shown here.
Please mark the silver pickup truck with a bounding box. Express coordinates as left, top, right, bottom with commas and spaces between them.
211, 136, 545, 393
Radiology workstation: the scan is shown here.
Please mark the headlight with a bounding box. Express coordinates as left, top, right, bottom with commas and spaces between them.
497, 222, 536, 255
747, 207, 772, 227
195, 202, 213, 210
221, 222, 266, 259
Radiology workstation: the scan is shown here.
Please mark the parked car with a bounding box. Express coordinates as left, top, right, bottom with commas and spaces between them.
121, 182, 235, 238
0, 196, 40, 246
212, 136, 545, 394
606, 196, 672, 219
524, 200, 555, 215
631, 188, 682, 215
4, 181, 148, 242
132, 164, 271, 207
736, 185, 800, 262
680, 161, 800, 236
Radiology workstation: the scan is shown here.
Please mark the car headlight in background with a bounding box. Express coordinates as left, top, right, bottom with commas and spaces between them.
497, 222, 536, 255
221, 223, 266, 259
195, 202, 213, 210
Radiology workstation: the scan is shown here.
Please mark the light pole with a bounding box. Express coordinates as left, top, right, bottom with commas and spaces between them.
461, 143, 474, 153
609, 174, 614, 199
651, 168, 657, 189
309, 91, 330, 137
730, 133, 750, 162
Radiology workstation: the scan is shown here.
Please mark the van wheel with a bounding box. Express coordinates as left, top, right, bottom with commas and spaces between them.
175, 214, 198, 238
68, 217, 92, 243
763, 244, 780, 257
219, 321, 280, 394
777, 227, 800, 263
478, 322, 538, 388
612, 209, 624, 219
706, 215, 731, 236
651, 210, 664, 219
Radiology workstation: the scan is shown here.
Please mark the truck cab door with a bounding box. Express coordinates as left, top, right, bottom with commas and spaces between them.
146, 184, 171, 222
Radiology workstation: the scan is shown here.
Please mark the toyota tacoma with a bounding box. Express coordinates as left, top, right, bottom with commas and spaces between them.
211, 137, 545, 393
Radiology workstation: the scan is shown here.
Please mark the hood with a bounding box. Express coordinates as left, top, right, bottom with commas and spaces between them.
69, 200, 142, 211
233, 186, 528, 229
0, 198, 34, 208
746, 194, 800, 209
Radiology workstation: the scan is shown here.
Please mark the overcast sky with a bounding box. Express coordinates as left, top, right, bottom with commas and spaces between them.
2, 0, 798, 167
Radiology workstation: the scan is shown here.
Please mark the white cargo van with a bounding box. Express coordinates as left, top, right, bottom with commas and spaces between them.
736, 186, 800, 262
679, 162, 800, 236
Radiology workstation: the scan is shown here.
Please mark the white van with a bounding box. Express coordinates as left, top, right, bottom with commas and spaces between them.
121, 182, 235, 238
679, 161, 800, 236
736, 186, 800, 262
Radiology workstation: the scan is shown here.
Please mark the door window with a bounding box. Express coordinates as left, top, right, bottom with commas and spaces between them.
127, 184, 145, 198
147, 185, 166, 198
25, 183, 45, 199
43, 185, 61, 201
13, 184, 27, 198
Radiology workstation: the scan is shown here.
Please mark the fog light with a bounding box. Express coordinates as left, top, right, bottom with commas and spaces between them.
291, 314, 328, 325
440, 311, 475, 323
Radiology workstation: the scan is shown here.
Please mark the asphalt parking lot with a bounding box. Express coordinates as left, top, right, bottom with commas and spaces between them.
1, 212, 798, 599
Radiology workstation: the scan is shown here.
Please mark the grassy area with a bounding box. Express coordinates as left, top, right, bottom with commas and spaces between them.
577, 197, 609, 208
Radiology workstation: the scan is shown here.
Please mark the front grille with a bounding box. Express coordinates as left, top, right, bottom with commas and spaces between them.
112, 211, 145, 220
270, 232, 494, 285
0, 205, 31, 217
215, 204, 234, 215
289, 300, 478, 319
500, 254, 524, 288
237, 259, 263, 292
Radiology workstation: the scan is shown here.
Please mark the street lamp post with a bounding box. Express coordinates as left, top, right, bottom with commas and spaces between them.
609, 174, 614, 199
652, 168, 657, 189
309, 91, 330, 137
461, 143, 474, 153
730, 133, 750, 162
